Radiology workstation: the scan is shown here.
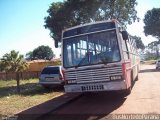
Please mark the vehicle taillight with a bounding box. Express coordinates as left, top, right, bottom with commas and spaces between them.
59, 69, 65, 81
59, 73, 63, 80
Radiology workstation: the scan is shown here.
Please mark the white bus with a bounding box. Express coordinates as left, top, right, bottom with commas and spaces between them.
62, 19, 140, 95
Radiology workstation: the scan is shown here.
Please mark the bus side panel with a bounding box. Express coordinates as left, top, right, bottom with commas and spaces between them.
131, 54, 140, 81
122, 61, 132, 89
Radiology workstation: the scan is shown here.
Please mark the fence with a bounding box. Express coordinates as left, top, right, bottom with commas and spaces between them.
0, 71, 41, 80
0, 59, 61, 80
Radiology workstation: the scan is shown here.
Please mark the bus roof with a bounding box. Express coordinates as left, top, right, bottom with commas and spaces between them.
62, 19, 120, 32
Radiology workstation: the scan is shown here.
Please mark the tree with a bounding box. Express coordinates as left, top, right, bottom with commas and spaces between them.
25, 51, 33, 60
148, 41, 160, 58
0, 50, 28, 93
44, 0, 139, 47
31, 45, 54, 60
130, 35, 145, 49
144, 8, 160, 40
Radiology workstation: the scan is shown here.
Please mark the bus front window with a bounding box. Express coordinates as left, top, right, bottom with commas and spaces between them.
63, 30, 121, 68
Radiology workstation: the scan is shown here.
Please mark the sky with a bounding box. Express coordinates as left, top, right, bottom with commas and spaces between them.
127, 0, 160, 45
0, 0, 61, 58
0, 0, 160, 58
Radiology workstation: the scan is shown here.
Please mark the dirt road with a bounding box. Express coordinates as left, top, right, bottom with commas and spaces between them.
39, 64, 160, 120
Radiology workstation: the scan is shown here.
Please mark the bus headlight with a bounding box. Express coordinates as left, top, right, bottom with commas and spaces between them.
67, 80, 76, 84
110, 75, 122, 81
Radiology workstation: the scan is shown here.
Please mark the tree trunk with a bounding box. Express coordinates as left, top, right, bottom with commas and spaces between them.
16, 72, 20, 94
5, 72, 7, 80
110, 0, 115, 19
156, 45, 159, 58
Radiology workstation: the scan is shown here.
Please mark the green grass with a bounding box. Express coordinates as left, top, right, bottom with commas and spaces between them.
0, 79, 37, 88
0, 79, 64, 115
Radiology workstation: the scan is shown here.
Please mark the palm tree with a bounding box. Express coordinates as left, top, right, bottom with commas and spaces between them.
0, 50, 28, 93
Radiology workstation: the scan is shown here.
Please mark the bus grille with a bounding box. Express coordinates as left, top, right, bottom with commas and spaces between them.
64, 66, 122, 84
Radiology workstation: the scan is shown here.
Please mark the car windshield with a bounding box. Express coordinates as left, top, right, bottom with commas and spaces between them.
63, 30, 121, 68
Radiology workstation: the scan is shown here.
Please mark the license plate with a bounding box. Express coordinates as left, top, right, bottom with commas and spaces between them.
46, 77, 54, 81
81, 85, 104, 91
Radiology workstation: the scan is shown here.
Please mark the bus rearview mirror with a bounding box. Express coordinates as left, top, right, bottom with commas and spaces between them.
122, 31, 128, 40
55, 40, 58, 48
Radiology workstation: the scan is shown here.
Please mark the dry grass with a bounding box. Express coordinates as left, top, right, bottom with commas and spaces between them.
142, 60, 156, 65
0, 79, 64, 115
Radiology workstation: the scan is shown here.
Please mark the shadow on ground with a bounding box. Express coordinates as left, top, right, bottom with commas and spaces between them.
46, 92, 126, 120
17, 92, 127, 120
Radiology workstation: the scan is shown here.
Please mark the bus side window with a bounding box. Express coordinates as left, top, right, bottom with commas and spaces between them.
127, 40, 131, 52
120, 33, 129, 60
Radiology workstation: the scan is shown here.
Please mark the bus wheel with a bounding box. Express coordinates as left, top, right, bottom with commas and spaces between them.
126, 87, 131, 94
135, 75, 139, 81
131, 72, 134, 88
122, 87, 131, 97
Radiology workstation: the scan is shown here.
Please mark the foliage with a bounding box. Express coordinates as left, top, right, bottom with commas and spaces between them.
0, 50, 28, 93
147, 41, 160, 58
26, 45, 55, 60
44, 0, 139, 47
144, 8, 160, 40
130, 35, 145, 49
145, 51, 157, 60
25, 51, 33, 60
0, 50, 28, 72
148, 41, 160, 49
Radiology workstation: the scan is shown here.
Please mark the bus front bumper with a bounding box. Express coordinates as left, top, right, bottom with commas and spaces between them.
64, 80, 127, 93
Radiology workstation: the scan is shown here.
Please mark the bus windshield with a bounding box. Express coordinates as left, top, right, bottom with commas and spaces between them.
63, 30, 121, 68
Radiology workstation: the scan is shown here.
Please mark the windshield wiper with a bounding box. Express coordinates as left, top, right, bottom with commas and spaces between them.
75, 52, 89, 68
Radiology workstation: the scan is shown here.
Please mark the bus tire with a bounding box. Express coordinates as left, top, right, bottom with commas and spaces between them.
135, 75, 139, 81
126, 87, 131, 95
131, 71, 134, 87
122, 87, 131, 97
